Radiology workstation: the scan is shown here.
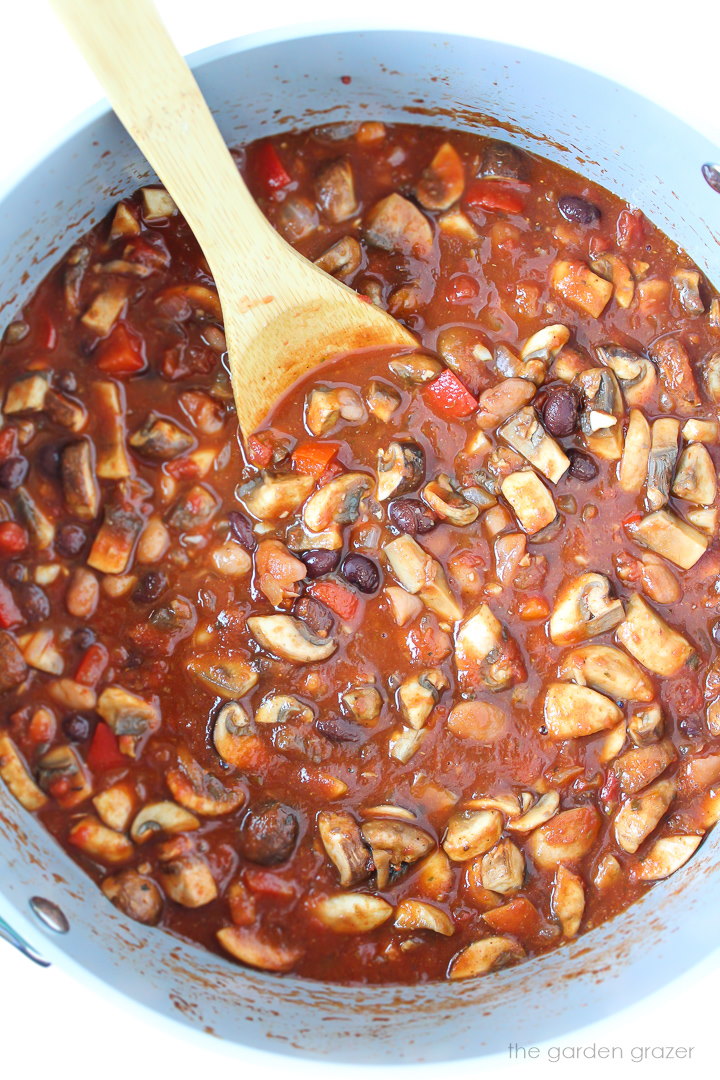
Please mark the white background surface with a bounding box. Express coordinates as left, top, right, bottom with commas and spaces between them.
1, 1, 719, 1078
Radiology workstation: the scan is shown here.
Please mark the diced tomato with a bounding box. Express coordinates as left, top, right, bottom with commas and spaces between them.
465, 178, 529, 215
599, 769, 620, 808
445, 274, 480, 303
245, 433, 274, 469
588, 233, 613, 259
424, 369, 478, 418
0, 580, 23, 629
0, 429, 18, 462
75, 642, 109, 687
307, 579, 359, 621
244, 868, 297, 900
166, 457, 200, 480
482, 897, 542, 939
292, 441, 340, 480
616, 208, 645, 251
95, 324, 146, 376
0, 522, 28, 557
86, 722, 125, 773
250, 142, 292, 195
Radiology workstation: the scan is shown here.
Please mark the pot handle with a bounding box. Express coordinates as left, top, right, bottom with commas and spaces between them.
0, 915, 50, 967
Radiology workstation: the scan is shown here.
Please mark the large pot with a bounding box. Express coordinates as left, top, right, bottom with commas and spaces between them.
1, 26, 719, 1065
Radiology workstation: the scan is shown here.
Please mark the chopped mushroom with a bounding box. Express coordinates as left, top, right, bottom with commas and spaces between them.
476, 379, 537, 432
93, 782, 136, 833
383, 534, 462, 623
652, 337, 701, 414
672, 268, 705, 315
342, 684, 382, 724
255, 694, 313, 725
550, 259, 613, 318
141, 186, 177, 219
130, 800, 200, 844
500, 469, 557, 535
318, 810, 371, 887
364, 193, 433, 257
595, 344, 656, 406
166, 749, 245, 816
446, 700, 506, 743
312, 892, 393, 933
612, 739, 676, 796
217, 926, 302, 972
315, 158, 358, 222
94, 381, 133, 479
102, 869, 163, 925
361, 818, 434, 887
156, 836, 218, 907
37, 745, 92, 808
443, 809, 503, 862
543, 682, 623, 739
212, 702, 269, 771
247, 614, 337, 664
613, 778, 675, 853
3, 373, 49, 414
239, 472, 315, 522
129, 415, 193, 460
61, 439, 100, 520
365, 379, 402, 422
68, 815, 133, 865
507, 792, 560, 833
303, 472, 371, 532
497, 407, 570, 483
479, 838, 525, 894
527, 805, 601, 870
188, 655, 258, 699
574, 368, 624, 460
590, 256, 635, 309
646, 418, 680, 511
616, 595, 694, 675
415, 142, 465, 210
305, 386, 365, 436
422, 474, 478, 526
618, 409, 651, 494
455, 603, 526, 692
702, 350, 720, 403
628, 704, 664, 747
552, 865, 585, 938
87, 499, 143, 575
376, 441, 425, 501
395, 899, 455, 936
626, 509, 708, 570
314, 236, 362, 279
672, 443, 717, 505
16, 488, 55, 550
549, 573, 624, 646
81, 281, 129, 335
0, 734, 47, 811
558, 644, 654, 702
636, 834, 702, 880
389, 353, 443, 386
397, 669, 448, 729
682, 418, 718, 444
97, 686, 159, 755
448, 936, 524, 979
388, 726, 425, 763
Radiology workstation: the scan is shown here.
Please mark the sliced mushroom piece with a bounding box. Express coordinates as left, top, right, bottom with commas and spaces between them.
37, 745, 93, 808
549, 573, 624, 646
394, 899, 454, 936
81, 281, 129, 335
397, 669, 448, 730
593, 853, 623, 891
61, 439, 100, 521
16, 629, 63, 675
574, 368, 624, 460
446, 700, 506, 743
612, 739, 677, 796
465, 793, 521, 817
703, 350, 720, 403
645, 418, 680, 511
550, 259, 613, 318
652, 337, 701, 414
497, 407, 570, 483
166, 749, 245, 817
376, 442, 425, 501
552, 865, 584, 938
686, 506, 718, 535
318, 810, 371, 887
313, 892, 393, 933
364, 193, 433, 257
672, 443, 717, 506
543, 682, 623, 739
238, 472, 314, 522
68, 815, 134, 865
388, 726, 425, 763
682, 418, 718, 444
628, 704, 664, 747
255, 694, 313, 726
500, 469, 557, 535
305, 386, 365, 437
618, 409, 651, 494
314, 236, 362, 279
130, 800, 200, 844
141, 186, 176, 219
389, 352, 443, 386
559, 644, 654, 702
479, 838, 525, 895
595, 344, 656, 406
438, 208, 479, 242
626, 509, 708, 570
414, 142, 465, 210
212, 702, 268, 771
188, 655, 258, 701
247, 614, 336, 664
590, 256, 635, 309
636, 834, 702, 881
383, 534, 462, 624
217, 926, 302, 972
93, 381, 133, 479
97, 686, 159, 755
613, 778, 675, 853
507, 792, 560, 833
315, 158, 358, 222
15, 487, 55, 550
361, 818, 435, 887
672, 268, 705, 315
303, 472, 372, 532
365, 379, 402, 422
448, 936, 524, 980
527, 805, 601, 870
476, 379, 537, 432
616, 595, 693, 676
0, 734, 47, 811
455, 603, 526, 693
443, 809, 503, 863
129, 415, 193, 460
342, 684, 382, 724
102, 869, 163, 925
421, 474, 478, 526
156, 836, 218, 908
86, 499, 143, 575
479, 140, 527, 180
3, 373, 49, 414
93, 782, 136, 833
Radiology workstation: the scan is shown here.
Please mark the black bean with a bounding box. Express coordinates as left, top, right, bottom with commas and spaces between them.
56, 371, 77, 394
541, 386, 579, 437
239, 802, 299, 865
341, 553, 380, 594
293, 595, 335, 638
4, 564, 25, 585
72, 627, 96, 651
388, 497, 436, 536
0, 456, 29, 490
557, 194, 601, 226
62, 714, 92, 742
55, 523, 87, 558
315, 716, 359, 743
568, 449, 599, 481
300, 548, 341, 578
36, 442, 63, 479
17, 583, 50, 624
132, 571, 168, 604
227, 510, 257, 551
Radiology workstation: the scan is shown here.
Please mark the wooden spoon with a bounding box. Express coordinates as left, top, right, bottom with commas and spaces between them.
50, 0, 417, 435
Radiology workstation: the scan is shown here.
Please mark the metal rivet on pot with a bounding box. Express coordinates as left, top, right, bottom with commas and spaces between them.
702, 163, 720, 194
29, 897, 70, 934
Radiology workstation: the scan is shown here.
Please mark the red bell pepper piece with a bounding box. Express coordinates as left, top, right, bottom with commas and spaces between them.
307, 579, 359, 621
0, 522, 28, 557
424, 369, 478, 418
0, 429, 18, 462
244, 868, 297, 899
0, 580, 23, 629
251, 142, 292, 195
465, 178, 529, 215
86, 722, 125, 773
95, 324, 146, 376
292, 441, 340, 480
75, 643, 109, 688
616, 208, 645, 251
166, 457, 200, 480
